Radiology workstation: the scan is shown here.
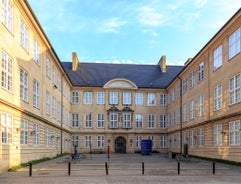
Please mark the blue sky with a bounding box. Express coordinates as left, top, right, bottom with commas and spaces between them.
28, 0, 241, 65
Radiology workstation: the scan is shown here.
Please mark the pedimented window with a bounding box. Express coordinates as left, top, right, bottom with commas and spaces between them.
104, 78, 137, 89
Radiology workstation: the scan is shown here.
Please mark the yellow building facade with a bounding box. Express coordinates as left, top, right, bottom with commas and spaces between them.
0, 0, 241, 172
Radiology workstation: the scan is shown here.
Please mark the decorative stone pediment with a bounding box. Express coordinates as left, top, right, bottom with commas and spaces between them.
104, 78, 137, 89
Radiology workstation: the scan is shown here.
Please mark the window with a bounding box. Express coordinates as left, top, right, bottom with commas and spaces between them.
46, 57, 51, 78
85, 136, 92, 148
123, 113, 131, 128
33, 124, 40, 146
177, 83, 181, 97
1, 113, 13, 144
97, 114, 105, 128
20, 68, 28, 101
183, 78, 187, 94
52, 66, 56, 85
160, 94, 166, 106
147, 93, 155, 105
72, 91, 79, 104
198, 62, 204, 81
72, 135, 78, 147
72, 113, 79, 128
229, 74, 240, 105
33, 39, 40, 65
84, 91, 92, 104
1, 51, 13, 91
85, 113, 92, 128
46, 91, 51, 115
52, 97, 56, 118
57, 102, 61, 121
97, 135, 105, 148
135, 93, 143, 105
109, 113, 118, 128
110, 92, 118, 104
198, 128, 204, 147
46, 128, 50, 147
171, 111, 175, 126
148, 114, 155, 128
183, 104, 187, 122
190, 130, 194, 147
229, 120, 240, 145
172, 88, 175, 101
214, 84, 222, 111
190, 71, 195, 88
160, 114, 166, 128
148, 136, 154, 148
97, 92, 105, 104
33, 80, 40, 108
229, 28, 240, 59
20, 119, 28, 145
57, 74, 61, 89
135, 114, 143, 128
213, 45, 222, 70
20, 20, 28, 51
2, 0, 13, 32
123, 92, 131, 105
136, 136, 142, 148
160, 136, 167, 148
198, 94, 204, 117
214, 124, 222, 146
190, 99, 195, 120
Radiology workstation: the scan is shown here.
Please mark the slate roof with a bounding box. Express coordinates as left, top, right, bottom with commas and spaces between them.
61, 62, 184, 89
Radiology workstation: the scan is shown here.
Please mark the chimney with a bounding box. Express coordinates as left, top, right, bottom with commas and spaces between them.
158, 55, 166, 73
72, 52, 79, 71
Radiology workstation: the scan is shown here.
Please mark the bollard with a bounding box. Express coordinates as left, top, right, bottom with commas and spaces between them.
142, 162, 144, 175
177, 162, 180, 175
105, 162, 108, 175
68, 162, 71, 176
29, 163, 32, 177
213, 162, 215, 175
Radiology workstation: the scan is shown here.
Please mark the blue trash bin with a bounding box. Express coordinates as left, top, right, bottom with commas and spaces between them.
141, 140, 152, 155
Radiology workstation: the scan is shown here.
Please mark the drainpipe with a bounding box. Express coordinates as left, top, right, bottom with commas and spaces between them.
177, 77, 183, 154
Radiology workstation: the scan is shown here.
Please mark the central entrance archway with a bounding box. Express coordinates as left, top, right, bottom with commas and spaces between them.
115, 136, 126, 153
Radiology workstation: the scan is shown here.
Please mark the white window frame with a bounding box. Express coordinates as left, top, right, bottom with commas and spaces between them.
213, 45, 222, 70
33, 79, 40, 108
214, 124, 222, 146
229, 120, 240, 146
85, 136, 92, 148
33, 39, 40, 65
123, 113, 131, 128
20, 68, 28, 102
110, 92, 118, 105
46, 128, 50, 147
214, 84, 222, 111
46, 57, 51, 78
33, 123, 40, 146
97, 135, 105, 148
160, 136, 167, 148
72, 113, 79, 128
190, 130, 194, 147
148, 114, 155, 128
147, 93, 156, 105
123, 92, 131, 105
109, 113, 118, 128
84, 91, 92, 104
190, 99, 195, 120
229, 28, 240, 59
183, 104, 187, 122
97, 114, 105, 128
198, 62, 204, 81
46, 91, 51, 115
190, 71, 195, 88
52, 97, 56, 118
1, 51, 13, 91
2, 0, 13, 32
85, 113, 92, 128
160, 93, 166, 106
20, 19, 28, 51
1, 113, 13, 144
198, 94, 204, 117
183, 78, 187, 94
72, 91, 79, 104
97, 92, 105, 104
229, 74, 240, 105
135, 114, 143, 128
20, 119, 28, 145
198, 128, 204, 147
160, 114, 166, 128
136, 136, 142, 148
135, 93, 143, 105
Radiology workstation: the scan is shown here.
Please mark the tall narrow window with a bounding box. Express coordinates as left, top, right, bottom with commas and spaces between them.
52, 66, 56, 85
198, 94, 204, 117
135, 114, 143, 128
33, 124, 40, 146
72, 91, 79, 104
46, 91, 51, 115
46, 128, 50, 147
147, 93, 155, 105
20, 20, 28, 51
72, 113, 79, 128
182, 78, 187, 94
214, 124, 222, 146
183, 104, 187, 122
160, 136, 167, 148
229, 120, 240, 145
123, 92, 131, 105
190, 71, 195, 88
198, 128, 204, 147
160, 114, 166, 128
123, 113, 131, 128
148, 114, 155, 128
33, 39, 40, 65
2, 0, 13, 32
190, 130, 194, 147
214, 84, 222, 111
52, 97, 56, 118
20, 68, 28, 101
190, 99, 195, 120
33, 80, 40, 108
135, 93, 143, 105
97, 114, 105, 128
84, 91, 92, 104
213, 45, 222, 70
109, 113, 118, 128
198, 62, 204, 81
229, 74, 240, 105
85, 113, 92, 128
1, 113, 13, 144
20, 119, 28, 145
229, 28, 240, 59
97, 135, 105, 148
46, 57, 51, 78
97, 92, 105, 104
1, 51, 13, 91
136, 136, 142, 148
85, 136, 92, 148
110, 92, 118, 104
160, 93, 166, 106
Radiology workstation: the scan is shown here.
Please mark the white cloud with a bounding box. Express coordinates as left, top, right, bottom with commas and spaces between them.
194, 0, 208, 8
142, 29, 159, 37
138, 6, 164, 26
100, 18, 126, 33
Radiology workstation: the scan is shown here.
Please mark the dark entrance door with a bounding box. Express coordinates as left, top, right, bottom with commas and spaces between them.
115, 136, 126, 153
